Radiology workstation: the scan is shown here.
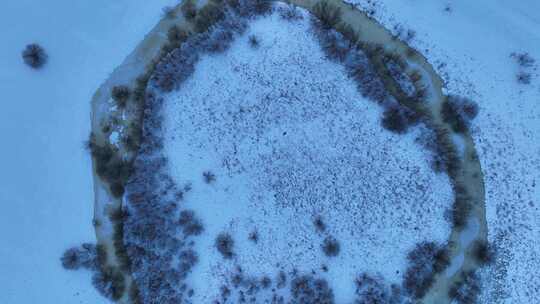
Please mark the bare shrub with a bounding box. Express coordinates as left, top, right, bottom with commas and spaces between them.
216, 233, 234, 259
322, 236, 340, 257
203, 170, 216, 183
517, 71, 532, 84
511, 52, 535, 68
248, 230, 259, 243
22, 43, 48, 69
248, 34, 260, 48
178, 210, 204, 236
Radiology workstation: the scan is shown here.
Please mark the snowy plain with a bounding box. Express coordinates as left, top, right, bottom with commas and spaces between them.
344, 0, 540, 302
161, 10, 453, 303
0, 1, 177, 303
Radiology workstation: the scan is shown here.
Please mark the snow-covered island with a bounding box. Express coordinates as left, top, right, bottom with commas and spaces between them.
1, 1, 538, 304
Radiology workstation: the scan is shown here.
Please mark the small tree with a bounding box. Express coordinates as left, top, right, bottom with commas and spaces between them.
22, 43, 47, 69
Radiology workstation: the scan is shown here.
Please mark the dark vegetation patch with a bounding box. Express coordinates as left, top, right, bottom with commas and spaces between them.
403, 241, 450, 299
441, 95, 479, 133
22, 43, 47, 69
290, 275, 335, 304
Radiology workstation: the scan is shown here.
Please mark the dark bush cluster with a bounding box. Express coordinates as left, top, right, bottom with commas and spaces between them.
448, 271, 481, 304
290, 275, 335, 304
153, 2, 252, 92
354, 273, 391, 304
441, 95, 479, 133
178, 210, 204, 236
22, 43, 47, 69
403, 241, 450, 299
322, 236, 340, 257
121, 91, 205, 303
216, 233, 235, 259
311, 22, 388, 104
381, 103, 421, 134
61, 243, 98, 270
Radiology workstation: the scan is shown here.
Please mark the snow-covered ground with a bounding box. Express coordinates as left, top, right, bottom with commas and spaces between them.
161, 11, 453, 303
0, 1, 177, 303
344, 0, 540, 302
